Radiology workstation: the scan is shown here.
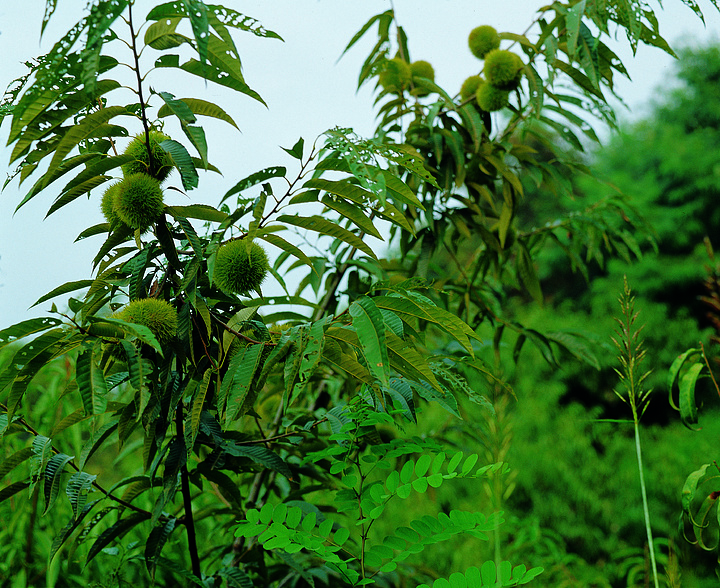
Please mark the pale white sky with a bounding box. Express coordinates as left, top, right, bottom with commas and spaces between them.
0, 0, 718, 330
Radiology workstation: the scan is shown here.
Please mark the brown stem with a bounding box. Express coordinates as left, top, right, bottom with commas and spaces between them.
699, 342, 720, 400
210, 311, 265, 346
176, 405, 202, 578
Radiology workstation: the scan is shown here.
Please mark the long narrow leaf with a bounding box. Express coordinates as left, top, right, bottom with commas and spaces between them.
43, 453, 76, 515
158, 97, 238, 129
349, 297, 389, 386
0, 317, 63, 350
187, 369, 212, 452
222, 443, 293, 480
43, 106, 129, 189
277, 214, 377, 260
86, 511, 150, 564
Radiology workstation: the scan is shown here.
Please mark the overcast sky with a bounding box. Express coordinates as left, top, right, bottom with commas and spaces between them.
1, 0, 719, 330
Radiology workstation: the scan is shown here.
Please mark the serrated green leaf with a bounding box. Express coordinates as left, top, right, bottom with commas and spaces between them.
277, 214, 377, 260
221, 344, 263, 423
158, 97, 239, 129
258, 233, 315, 274
322, 338, 374, 385
159, 139, 198, 190
86, 511, 150, 564
553, 59, 604, 99
145, 517, 178, 577
80, 1, 127, 96
349, 297, 389, 386
374, 295, 477, 355
566, 0, 586, 56
222, 442, 292, 480
42, 106, 129, 192
46, 175, 111, 217
289, 319, 327, 406
78, 421, 118, 471
175, 216, 204, 259
383, 331, 443, 393
88, 316, 162, 354
546, 330, 600, 369
43, 453, 75, 515
76, 344, 109, 416
178, 53, 265, 105
157, 91, 208, 167
217, 567, 254, 588
321, 194, 383, 239
66, 471, 96, 519
187, 369, 212, 453
49, 499, 101, 563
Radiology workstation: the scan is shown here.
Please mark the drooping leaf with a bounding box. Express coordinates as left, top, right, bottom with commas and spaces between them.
384, 331, 442, 393
217, 567, 254, 588
87, 316, 163, 353
517, 243, 543, 305
43, 453, 76, 515
322, 338, 374, 386
565, 0, 586, 57
349, 297, 389, 387
374, 294, 478, 354
277, 214, 377, 260
679, 362, 705, 430
667, 348, 700, 410
144, 16, 189, 49
66, 471, 97, 519
41, 106, 130, 194
76, 343, 109, 416
145, 517, 178, 577
78, 421, 118, 471
158, 97, 239, 129
221, 442, 293, 480
258, 233, 316, 274
49, 499, 101, 563
545, 330, 600, 370
159, 139, 198, 190
205, 5, 282, 41
157, 91, 208, 166
222, 344, 264, 423
289, 319, 327, 407
187, 369, 212, 452
81, 0, 128, 96
86, 511, 150, 564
